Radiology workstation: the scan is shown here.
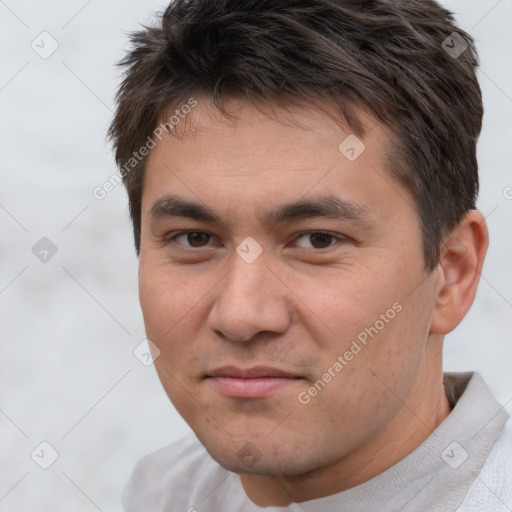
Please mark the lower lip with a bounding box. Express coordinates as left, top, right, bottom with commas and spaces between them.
207, 376, 302, 398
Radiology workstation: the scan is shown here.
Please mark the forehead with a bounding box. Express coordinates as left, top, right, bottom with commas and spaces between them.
142, 96, 413, 227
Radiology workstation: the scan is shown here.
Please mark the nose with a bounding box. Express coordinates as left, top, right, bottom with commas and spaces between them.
207, 253, 292, 342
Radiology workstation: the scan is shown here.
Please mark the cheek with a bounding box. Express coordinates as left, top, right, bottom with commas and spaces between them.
138, 261, 215, 371
139, 263, 195, 342
300, 268, 398, 349
303, 262, 431, 393
139, 264, 208, 414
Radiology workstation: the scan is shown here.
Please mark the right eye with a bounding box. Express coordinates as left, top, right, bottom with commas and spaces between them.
166, 231, 215, 249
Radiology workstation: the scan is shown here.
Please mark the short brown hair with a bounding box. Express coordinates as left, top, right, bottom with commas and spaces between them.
108, 0, 483, 271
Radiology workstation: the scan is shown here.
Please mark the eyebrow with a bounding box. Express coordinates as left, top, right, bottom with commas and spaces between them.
149, 194, 375, 229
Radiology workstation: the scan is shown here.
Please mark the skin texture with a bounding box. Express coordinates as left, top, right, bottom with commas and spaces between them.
138, 95, 488, 506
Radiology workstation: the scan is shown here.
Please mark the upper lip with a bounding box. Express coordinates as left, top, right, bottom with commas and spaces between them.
206, 366, 302, 379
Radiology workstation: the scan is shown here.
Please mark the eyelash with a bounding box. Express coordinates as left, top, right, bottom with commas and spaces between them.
165, 230, 347, 251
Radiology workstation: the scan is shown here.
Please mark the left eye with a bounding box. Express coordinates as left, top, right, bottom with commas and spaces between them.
294, 232, 342, 249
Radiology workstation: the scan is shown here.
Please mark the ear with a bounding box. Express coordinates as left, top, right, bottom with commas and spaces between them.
430, 210, 489, 334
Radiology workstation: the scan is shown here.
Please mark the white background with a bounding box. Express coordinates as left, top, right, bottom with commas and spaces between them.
0, 1, 511, 510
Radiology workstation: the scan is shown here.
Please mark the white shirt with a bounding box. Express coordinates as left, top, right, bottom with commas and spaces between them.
122, 372, 511, 511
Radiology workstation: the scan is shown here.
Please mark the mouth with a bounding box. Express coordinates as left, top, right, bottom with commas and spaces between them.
204, 366, 304, 399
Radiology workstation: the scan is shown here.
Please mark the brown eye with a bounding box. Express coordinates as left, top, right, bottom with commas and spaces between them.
172, 231, 212, 248
295, 232, 340, 249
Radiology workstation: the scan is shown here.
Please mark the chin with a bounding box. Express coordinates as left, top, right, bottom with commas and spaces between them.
198, 434, 322, 477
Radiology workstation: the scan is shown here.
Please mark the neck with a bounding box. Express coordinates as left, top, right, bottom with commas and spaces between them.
238, 345, 452, 506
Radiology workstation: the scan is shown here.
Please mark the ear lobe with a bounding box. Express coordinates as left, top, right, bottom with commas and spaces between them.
430, 210, 489, 335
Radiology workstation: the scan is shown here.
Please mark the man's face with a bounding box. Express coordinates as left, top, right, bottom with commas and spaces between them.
138, 97, 439, 477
